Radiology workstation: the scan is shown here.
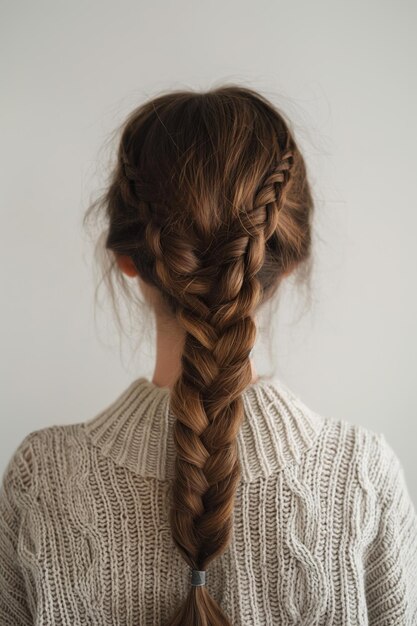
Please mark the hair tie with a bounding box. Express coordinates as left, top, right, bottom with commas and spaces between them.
191, 569, 206, 586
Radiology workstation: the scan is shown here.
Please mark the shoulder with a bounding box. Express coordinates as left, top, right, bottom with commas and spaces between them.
1, 422, 89, 496
320, 410, 394, 458
274, 380, 398, 483
318, 414, 410, 504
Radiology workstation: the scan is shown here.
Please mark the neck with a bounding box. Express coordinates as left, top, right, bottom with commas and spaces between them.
151, 312, 259, 390
151, 312, 184, 389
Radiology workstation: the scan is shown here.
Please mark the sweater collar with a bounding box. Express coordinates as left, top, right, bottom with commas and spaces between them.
83, 375, 327, 482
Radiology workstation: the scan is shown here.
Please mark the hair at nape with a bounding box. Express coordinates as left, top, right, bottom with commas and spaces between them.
84, 85, 314, 625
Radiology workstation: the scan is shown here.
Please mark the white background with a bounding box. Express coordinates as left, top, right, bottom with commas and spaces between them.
1, 0, 416, 503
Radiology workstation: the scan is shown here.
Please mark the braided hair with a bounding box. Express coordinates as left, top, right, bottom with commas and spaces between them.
85, 86, 314, 625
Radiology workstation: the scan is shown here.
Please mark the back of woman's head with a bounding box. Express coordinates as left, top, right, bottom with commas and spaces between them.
85, 85, 314, 625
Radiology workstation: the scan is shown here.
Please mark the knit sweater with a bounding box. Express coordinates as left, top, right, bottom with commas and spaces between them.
1, 375, 417, 626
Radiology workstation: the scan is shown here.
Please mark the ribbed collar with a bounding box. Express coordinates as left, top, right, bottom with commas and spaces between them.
83, 375, 327, 482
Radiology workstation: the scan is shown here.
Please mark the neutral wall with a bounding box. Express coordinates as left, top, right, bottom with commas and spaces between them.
1, 0, 416, 503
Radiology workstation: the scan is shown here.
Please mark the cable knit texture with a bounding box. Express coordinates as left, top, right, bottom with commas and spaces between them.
1, 375, 417, 625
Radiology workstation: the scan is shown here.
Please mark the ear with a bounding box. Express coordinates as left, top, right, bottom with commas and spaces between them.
115, 254, 138, 278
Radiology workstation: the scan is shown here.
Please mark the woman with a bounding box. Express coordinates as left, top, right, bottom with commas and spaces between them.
1, 86, 416, 625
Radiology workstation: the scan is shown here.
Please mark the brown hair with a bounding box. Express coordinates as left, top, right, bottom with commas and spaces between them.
84, 85, 314, 625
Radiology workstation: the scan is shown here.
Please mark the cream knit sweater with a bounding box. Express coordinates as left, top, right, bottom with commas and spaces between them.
1, 375, 417, 625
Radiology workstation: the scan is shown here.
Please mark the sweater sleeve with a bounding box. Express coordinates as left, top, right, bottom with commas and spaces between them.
0, 433, 37, 625
365, 432, 417, 626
